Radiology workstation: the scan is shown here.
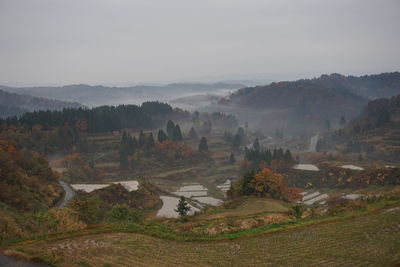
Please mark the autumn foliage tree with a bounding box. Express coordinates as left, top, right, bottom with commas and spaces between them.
229, 168, 301, 202
0, 140, 63, 211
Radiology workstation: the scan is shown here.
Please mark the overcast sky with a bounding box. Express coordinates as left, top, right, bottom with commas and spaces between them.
0, 0, 399, 86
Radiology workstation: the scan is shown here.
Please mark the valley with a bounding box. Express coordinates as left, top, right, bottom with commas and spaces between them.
0, 74, 399, 267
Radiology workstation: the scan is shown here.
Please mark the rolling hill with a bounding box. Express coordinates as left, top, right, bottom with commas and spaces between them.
0, 89, 84, 118
0, 82, 245, 107
317, 94, 400, 162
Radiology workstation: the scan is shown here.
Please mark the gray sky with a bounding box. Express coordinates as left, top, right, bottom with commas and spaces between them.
0, 0, 399, 86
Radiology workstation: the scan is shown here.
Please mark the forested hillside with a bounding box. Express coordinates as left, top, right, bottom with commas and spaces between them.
224, 73, 400, 109
0, 89, 83, 117
308, 72, 400, 99
317, 95, 400, 161
219, 81, 367, 129
0, 82, 244, 107
1, 101, 181, 133
0, 105, 27, 118
0, 140, 62, 211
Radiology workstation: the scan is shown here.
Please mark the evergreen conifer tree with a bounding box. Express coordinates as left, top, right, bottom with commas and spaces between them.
232, 134, 241, 147
138, 130, 146, 147
119, 150, 129, 170
166, 120, 175, 139
172, 124, 183, 141
145, 133, 155, 149
175, 196, 191, 217
198, 136, 208, 152
229, 152, 236, 165
157, 129, 168, 143
253, 138, 260, 151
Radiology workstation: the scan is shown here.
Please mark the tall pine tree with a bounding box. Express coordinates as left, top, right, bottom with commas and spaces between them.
172, 124, 183, 141
175, 196, 191, 217
157, 129, 168, 143
229, 152, 236, 165
253, 138, 260, 151
145, 133, 155, 149
138, 130, 146, 148
198, 136, 208, 152
166, 120, 175, 139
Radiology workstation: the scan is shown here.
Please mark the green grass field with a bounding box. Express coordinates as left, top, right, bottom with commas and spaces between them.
12, 205, 400, 266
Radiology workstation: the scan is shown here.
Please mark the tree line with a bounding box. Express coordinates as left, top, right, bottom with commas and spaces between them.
1, 101, 174, 133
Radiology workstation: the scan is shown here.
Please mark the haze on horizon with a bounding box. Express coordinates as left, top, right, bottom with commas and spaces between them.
0, 0, 399, 86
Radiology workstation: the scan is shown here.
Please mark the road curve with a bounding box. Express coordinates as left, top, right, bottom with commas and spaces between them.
306, 134, 319, 153
57, 181, 75, 208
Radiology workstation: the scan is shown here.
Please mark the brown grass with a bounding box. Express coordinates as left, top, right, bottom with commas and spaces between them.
14, 206, 400, 266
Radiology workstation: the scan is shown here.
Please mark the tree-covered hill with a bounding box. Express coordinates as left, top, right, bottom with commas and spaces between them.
317, 95, 400, 161
220, 81, 368, 122
0, 140, 63, 211
308, 72, 400, 99
0, 89, 84, 117
1, 101, 180, 133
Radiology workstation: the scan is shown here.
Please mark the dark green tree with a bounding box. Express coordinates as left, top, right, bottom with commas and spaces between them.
229, 152, 236, 165
145, 132, 155, 149
138, 130, 146, 147
119, 149, 129, 170
237, 127, 245, 141
175, 196, 191, 217
166, 120, 175, 139
77, 137, 89, 153
232, 134, 241, 147
284, 149, 293, 161
291, 205, 303, 219
198, 136, 208, 152
241, 171, 255, 195
127, 136, 137, 153
157, 129, 168, 143
253, 138, 260, 151
172, 124, 183, 141
223, 130, 233, 142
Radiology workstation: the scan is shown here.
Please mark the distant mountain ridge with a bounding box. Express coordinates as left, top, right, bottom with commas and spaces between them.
221, 80, 368, 119
307, 72, 400, 99
0, 89, 84, 118
220, 72, 400, 120
0, 82, 245, 107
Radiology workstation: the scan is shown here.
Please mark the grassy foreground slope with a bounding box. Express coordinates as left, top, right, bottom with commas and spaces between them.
14, 206, 400, 267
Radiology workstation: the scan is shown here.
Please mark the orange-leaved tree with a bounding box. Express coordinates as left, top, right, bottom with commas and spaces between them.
250, 168, 302, 201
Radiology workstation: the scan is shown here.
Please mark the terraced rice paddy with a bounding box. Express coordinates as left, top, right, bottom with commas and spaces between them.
157, 196, 200, 218
343, 194, 363, 200
158, 184, 223, 217
300, 191, 329, 206
19, 206, 400, 266
70, 184, 109, 193
341, 164, 365, 171
70, 180, 139, 193
293, 164, 320, 171
193, 196, 223, 206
